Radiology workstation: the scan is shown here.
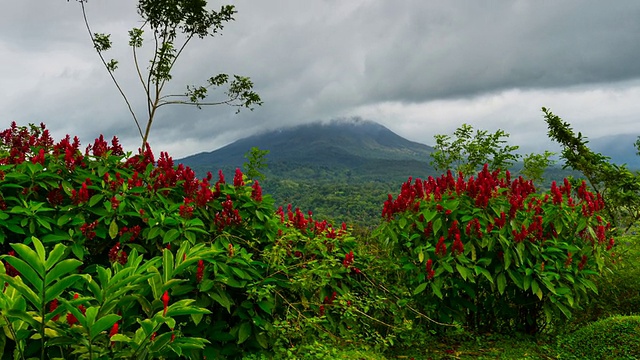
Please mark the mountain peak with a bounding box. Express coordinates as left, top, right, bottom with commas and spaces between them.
179, 119, 434, 172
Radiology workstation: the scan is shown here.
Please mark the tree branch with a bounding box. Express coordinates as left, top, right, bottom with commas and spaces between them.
80, 1, 143, 140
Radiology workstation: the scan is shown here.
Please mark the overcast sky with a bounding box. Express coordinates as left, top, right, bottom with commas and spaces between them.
2, 1, 640, 158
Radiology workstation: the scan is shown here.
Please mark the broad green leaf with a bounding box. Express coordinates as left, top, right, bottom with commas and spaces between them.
431, 282, 443, 299
237, 322, 252, 344
9, 243, 45, 277
474, 266, 493, 284
45, 259, 82, 287
44, 243, 67, 271
455, 263, 469, 281
523, 275, 531, 291
413, 282, 428, 295
89, 194, 104, 207
257, 300, 274, 314
497, 273, 506, 294
3, 257, 43, 290
163, 229, 180, 244
32, 237, 46, 263
109, 219, 118, 239
163, 249, 174, 283
0, 274, 41, 309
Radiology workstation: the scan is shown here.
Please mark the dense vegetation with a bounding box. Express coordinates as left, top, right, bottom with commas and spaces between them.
1, 110, 639, 359
4, 2, 639, 358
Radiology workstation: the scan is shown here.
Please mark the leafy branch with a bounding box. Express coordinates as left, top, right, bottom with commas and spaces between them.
74, 0, 262, 148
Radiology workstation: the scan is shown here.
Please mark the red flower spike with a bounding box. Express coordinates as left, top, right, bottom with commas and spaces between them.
196, 259, 205, 283
162, 291, 170, 316
109, 322, 119, 346
426, 259, 435, 280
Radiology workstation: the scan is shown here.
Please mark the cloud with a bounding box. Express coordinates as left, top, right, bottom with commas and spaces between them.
1, 1, 640, 158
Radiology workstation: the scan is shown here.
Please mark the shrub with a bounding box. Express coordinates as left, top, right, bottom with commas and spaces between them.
0, 122, 394, 358
375, 165, 614, 334
557, 315, 640, 359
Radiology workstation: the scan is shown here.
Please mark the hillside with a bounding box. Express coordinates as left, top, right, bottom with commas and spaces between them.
180, 119, 437, 182
177, 120, 636, 227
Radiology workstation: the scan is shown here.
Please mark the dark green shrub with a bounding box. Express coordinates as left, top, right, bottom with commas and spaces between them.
0, 122, 397, 358
557, 315, 640, 359
375, 166, 614, 334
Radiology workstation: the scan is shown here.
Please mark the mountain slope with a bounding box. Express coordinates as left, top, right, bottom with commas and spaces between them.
180, 119, 436, 181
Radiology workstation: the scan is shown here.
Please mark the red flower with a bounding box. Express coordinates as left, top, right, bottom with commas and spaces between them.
233, 168, 244, 187
435, 236, 447, 256
50, 299, 60, 321
426, 259, 435, 280
162, 291, 170, 316
343, 251, 354, 268
251, 181, 262, 202
109, 322, 119, 346
196, 259, 205, 283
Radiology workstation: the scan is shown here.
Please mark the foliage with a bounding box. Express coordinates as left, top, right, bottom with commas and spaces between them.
0, 122, 397, 358
557, 315, 640, 359
74, 0, 262, 147
243, 147, 270, 182
569, 227, 640, 326
543, 107, 640, 234
430, 124, 520, 176
520, 151, 556, 187
376, 165, 613, 334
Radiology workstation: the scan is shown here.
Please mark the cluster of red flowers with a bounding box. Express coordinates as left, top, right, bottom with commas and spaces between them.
118, 225, 141, 242
251, 181, 262, 202
71, 180, 91, 204
108, 242, 128, 265
196, 259, 205, 283
343, 251, 354, 268
80, 220, 99, 240
426, 259, 435, 280
233, 168, 244, 187
214, 195, 242, 230
179, 198, 194, 219
66, 293, 87, 326
382, 165, 537, 221
3, 251, 19, 277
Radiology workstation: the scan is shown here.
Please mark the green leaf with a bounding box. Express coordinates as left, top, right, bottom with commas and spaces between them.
523, 275, 531, 291
45, 259, 82, 287
32, 237, 46, 263
44, 243, 67, 271
431, 281, 443, 299
237, 322, 252, 344
163, 229, 180, 244
10, 243, 45, 277
163, 249, 174, 284
413, 282, 428, 295
474, 266, 493, 284
89, 194, 104, 207
109, 219, 118, 239
0, 274, 41, 309
497, 273, 506, 294
257, 300, 274, 315
455, 263, 469, 281
3, 256, 43, 290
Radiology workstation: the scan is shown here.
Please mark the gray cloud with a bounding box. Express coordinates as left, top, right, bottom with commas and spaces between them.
1, 1, 640, 158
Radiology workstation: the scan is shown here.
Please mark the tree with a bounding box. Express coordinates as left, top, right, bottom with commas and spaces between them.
542, 107, 640, 234
74, 0, 262, 148
430, 124, 520, 176
243, 146, 269, 181
520, 150, 556, 186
